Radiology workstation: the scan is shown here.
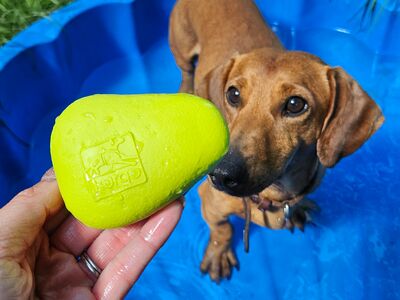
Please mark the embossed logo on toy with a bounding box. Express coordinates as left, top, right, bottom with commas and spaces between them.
81, 132, 147, 200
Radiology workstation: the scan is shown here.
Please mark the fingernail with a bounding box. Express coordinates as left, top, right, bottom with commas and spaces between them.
41, 168, 56, 182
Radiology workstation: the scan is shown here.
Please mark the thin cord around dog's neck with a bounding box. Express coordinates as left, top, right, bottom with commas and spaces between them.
242, 197, 251, 253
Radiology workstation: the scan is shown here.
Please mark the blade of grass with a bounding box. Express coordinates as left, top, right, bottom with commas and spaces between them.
0, 0, 71, 46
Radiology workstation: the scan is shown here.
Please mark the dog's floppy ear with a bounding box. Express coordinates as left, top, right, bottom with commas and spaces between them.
195, 58, 235, 107
317, 67, 384, 167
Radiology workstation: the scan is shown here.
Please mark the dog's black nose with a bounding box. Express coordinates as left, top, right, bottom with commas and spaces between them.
209, 170, 240, 189
209, 149, 248, 195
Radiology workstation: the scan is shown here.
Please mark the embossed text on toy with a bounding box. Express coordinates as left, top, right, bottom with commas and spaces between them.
80, 132, 147, 200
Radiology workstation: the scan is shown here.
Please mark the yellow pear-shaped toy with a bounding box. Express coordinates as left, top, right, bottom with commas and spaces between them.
50, 93, 228, 228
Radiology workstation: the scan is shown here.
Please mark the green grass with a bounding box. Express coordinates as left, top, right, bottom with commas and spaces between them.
0, 0, 71, 46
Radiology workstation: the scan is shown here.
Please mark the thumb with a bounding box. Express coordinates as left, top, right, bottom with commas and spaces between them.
0, 169, 63, 256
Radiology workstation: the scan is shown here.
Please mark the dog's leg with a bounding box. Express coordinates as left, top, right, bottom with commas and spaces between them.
198, 181, 240, 282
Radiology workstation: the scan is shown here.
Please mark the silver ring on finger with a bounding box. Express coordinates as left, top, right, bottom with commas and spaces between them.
77, 251, 102, 278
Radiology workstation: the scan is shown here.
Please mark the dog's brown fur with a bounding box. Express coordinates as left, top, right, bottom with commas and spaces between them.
169, 0, 384, 282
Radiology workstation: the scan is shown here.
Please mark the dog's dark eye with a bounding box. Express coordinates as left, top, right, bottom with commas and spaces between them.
226, 86, 241, 107
284, 96, 308, 116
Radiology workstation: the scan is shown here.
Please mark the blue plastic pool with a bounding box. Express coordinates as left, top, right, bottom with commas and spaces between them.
1, 0, 399, 299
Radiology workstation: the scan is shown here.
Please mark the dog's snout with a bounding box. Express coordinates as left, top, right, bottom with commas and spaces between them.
209, 169, 240, 189
209, 149, 248, 195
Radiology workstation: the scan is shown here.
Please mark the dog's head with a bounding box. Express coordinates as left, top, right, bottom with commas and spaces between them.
197, 48, 384, 197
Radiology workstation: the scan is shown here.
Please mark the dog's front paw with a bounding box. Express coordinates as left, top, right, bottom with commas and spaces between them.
200, 241, 238, 283
290, 199, 320, 231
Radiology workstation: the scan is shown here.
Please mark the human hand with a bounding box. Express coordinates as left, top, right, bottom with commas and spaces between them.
0, 169, 183, 299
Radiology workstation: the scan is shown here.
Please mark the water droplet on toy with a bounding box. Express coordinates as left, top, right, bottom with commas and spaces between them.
83, 112, 95, 120
104, 116, 113, 123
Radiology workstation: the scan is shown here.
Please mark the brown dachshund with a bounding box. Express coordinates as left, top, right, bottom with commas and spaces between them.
169, 0, 384, 282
